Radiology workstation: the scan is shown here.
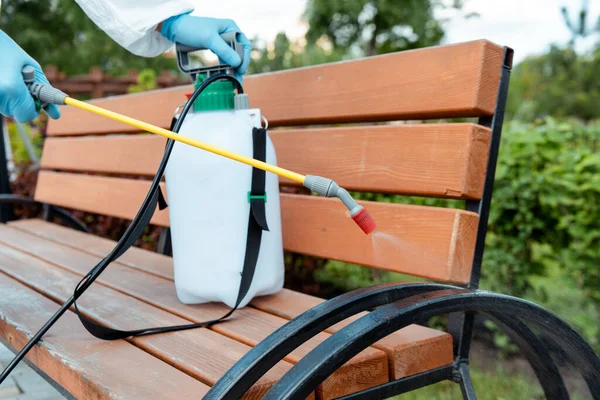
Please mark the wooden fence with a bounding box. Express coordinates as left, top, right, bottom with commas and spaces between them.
44, 66, 190, 99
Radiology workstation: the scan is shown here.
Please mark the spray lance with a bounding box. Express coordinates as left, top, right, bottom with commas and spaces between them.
20, 67, 376, 234
0, 33, 376, 385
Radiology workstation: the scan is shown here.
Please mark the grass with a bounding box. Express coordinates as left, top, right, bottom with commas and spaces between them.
527, 266, 599, 351
392, 365, 587, 400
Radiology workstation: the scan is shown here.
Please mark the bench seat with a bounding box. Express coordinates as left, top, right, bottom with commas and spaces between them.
0, 39, 511, 398
0, 219, 453, 399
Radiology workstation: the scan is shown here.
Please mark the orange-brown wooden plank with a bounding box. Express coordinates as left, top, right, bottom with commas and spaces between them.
0, 236, 292, 399
48, 40, 503, 136
11, 218, 176, 280
11, 219, 454, 381
0, 225, 386, 399
0, 273, 210, 400
251, 289, 453, 379
41, 123, 491, 199
33, 172, 478, 283
34, 171, 171, 227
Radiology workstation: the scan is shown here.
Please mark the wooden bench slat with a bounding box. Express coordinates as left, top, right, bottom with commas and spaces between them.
0, 224, 386, 399
11, 218, 175, 279
0, 273, 210, 400
48, 40, 503, 136
33, 172, 478, 283
0, 236, 293, 400
34, 171, 171, 227
41, 123, 491, 199
10, 219, 454, 383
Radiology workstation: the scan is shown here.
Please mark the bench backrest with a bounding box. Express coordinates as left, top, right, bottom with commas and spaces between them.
37, 39, 512, 286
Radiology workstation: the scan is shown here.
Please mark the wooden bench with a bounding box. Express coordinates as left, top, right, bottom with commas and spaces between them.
3, 39, 580, 399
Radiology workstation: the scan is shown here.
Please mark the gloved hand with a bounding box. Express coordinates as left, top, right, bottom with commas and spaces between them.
0, 30, 60, 122
160, 15, 252, 83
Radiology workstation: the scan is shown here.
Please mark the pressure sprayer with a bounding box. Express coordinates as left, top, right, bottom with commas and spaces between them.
0, 32, 376, 384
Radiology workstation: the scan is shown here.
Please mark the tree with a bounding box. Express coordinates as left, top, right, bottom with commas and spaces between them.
561, 0, 600, 46
505, 1, 600, 122
507, 45, 600, 122
304, 0, 464, 57
0, 0, 178, 76
248, 32, 345, 74
249, 33, 293, 73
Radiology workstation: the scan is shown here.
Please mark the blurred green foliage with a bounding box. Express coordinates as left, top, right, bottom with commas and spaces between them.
305, 0, 464, 56
395, 363, 588, 399
6, 121, 42, 164
0, 0, 177, 76
249, 0, 467, 74
507, 2, 600, 122
507, 45, 600, 122
128, 69, 158, 94
248, 33, 347, 74
1, 0, 466, 79
395, 366, 545, 400
316, 119, 600, 351
490, 119, 600, 303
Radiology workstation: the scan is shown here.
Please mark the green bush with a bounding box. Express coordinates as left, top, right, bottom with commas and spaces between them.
489, 119, 599, 303
6, 121, 43, 164
128, 69, 158, 94
315, 118, 600, 350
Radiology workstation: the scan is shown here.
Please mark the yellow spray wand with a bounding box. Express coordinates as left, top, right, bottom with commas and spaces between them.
22, 66, 376, 234
64, 97, 305, 184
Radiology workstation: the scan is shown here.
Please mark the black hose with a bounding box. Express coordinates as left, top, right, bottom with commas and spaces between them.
0, 73, 243, 384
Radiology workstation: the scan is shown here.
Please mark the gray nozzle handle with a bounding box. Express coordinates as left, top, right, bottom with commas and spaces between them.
177, 32, 243, 61
176, 32, 245, 78
21, 66, 68, 105
22, 65, 36, 83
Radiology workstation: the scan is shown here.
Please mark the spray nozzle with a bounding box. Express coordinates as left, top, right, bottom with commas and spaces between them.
304, 175, 377, 235
21, 66, 68, 110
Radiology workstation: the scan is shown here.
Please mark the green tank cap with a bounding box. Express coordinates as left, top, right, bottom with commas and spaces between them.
193, 74, 235, 112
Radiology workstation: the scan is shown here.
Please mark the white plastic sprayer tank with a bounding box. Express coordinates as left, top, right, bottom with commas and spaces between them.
165, 76, 284, 308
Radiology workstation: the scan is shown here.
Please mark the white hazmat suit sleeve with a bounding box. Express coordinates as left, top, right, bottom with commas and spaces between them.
74, 0, 195, 57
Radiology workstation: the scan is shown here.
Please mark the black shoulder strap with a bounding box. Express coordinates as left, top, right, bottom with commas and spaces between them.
74, 126, 270, 340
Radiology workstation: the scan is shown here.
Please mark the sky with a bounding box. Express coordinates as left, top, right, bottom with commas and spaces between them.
188, 0, 600, 64
442, 0, 600, 63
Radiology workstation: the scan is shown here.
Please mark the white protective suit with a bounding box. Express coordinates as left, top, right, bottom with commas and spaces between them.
74, 0, 195, 57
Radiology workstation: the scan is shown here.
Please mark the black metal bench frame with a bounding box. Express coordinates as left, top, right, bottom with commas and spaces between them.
1, 46, 598, 400
204, 47, 599, 400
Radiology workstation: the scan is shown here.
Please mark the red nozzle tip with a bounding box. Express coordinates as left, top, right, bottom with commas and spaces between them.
352, 208, 377, 235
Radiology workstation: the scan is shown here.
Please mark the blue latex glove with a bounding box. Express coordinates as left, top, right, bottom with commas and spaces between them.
161, 15, 252, 83
0, 30, 60, 122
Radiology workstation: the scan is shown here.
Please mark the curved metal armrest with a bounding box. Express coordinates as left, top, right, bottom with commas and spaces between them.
265, 289, 600, 400
206, 282, 459, 399
209, 283, 599, 400
0, 194, 89, 233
